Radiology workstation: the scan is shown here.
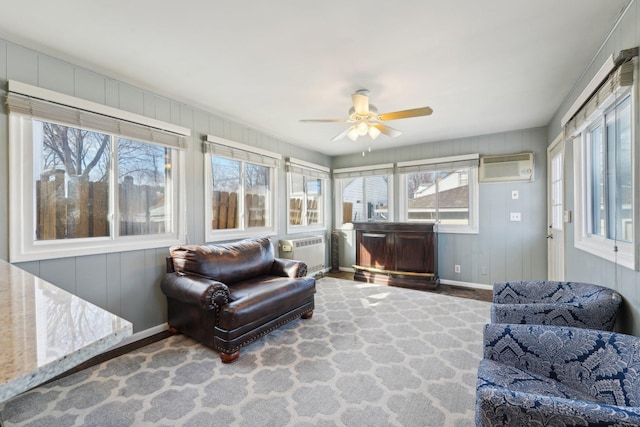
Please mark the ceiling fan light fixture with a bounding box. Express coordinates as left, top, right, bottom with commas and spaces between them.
347, 126, 359, 141
357, 121, 369, 136
368, 125, 381, 139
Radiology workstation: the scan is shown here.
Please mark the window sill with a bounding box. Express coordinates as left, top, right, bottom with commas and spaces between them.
10, 235, 185, 263
205, 229, 277, 244
575, 237, 636, 271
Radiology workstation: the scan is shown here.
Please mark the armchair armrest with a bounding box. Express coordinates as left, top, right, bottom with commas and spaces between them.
271, 258, 308, 278
160, 273, 230, 310
482, 323, 640, 405
493, 280, 563, 303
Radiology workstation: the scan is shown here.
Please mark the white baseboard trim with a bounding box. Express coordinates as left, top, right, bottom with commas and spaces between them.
108, 323, 169, 350
440, 279, 493, 291
339, 266, 355, 273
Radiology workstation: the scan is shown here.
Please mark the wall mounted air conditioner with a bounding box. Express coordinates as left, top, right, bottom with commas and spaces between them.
479, 152, 534, 183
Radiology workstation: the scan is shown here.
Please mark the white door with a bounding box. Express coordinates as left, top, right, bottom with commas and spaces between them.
547, 134, 565, 280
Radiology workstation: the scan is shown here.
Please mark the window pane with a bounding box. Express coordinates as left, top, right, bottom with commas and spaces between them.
244, 163, 270, 228
34, 120, 111, 240
610, 97, 633, 242
407, 169, 469, 224
589, 125, 605, 237
341, 176, 389, 223
551, 153, 563, 230
306, 178, 323, 225
211, 157, 241, 230
438, 169, 470, 225
364, 176, 389, 221
118, 139, 171, 236
289, 173, 305, 225
407, 171, 438, 221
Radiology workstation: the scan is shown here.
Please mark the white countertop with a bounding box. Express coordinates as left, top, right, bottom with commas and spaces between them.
0, 260, 132, 403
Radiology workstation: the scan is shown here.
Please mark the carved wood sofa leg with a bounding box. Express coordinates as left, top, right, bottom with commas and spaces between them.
220, 351, 240, 364
301, 310, 313, 319
168, 327, 180, 335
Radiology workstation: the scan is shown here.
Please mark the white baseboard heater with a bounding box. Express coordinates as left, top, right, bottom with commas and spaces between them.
279, 236, 325, 274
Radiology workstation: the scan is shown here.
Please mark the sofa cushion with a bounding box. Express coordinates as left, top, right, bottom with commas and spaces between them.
218, 275, 316, 331
170, 237, 275, 284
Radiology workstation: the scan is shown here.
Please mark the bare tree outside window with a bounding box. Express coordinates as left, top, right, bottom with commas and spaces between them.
245, 163, 270, 228
35, 120, 110, 240
117, 138, 171, 236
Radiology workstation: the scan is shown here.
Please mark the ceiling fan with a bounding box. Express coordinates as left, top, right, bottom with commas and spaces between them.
300, 89, 433, 142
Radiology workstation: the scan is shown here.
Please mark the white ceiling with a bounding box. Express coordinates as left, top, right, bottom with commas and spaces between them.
0, 1, 631, 156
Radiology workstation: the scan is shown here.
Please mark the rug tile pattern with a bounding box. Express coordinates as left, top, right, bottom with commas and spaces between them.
1, 278, 490, 426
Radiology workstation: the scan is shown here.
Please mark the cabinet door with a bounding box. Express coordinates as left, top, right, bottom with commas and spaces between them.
395, 233, 432, 273
359, 232, 393, 269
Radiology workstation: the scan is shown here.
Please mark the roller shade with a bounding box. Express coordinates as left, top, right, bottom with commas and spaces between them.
565, 58, 636, 137
6, 83, 189, 150
286, 158, 329, 179
204, 135, 280, 167
397, 153, 479, 174
333, 163, 394, 179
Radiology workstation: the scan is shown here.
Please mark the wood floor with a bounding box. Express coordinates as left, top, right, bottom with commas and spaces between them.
324, 270, 493, 302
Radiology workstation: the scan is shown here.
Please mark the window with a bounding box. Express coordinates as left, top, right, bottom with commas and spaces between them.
204, 135, 280, 241
286, 158, 329, 233
398, 154, 479, 233
569, 58, 636, 270
333, 163, 394, 228
8, 81, 189, 262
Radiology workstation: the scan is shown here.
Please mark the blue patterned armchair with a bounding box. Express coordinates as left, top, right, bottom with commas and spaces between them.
491, 280, 621, 331
476, 323, 640, 427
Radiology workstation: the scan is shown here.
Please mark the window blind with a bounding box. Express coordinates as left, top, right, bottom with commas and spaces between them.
204, 136, 280, 167
564, 58, 636, 137
286, 158, 329, 180
6, 87, 189, 150
396, 153, 479, 174
333, 163, 394, 179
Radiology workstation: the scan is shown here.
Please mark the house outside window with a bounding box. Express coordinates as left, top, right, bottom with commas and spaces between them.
286, 158, 329, 233
398, 154, 479, 234
7, 81, 189, 262
568, 58, 636, 270
333, 163, 394, 228
204, 135, 280, 242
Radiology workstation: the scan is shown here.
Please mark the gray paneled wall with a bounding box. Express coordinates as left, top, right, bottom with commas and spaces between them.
546, 1, 640, 335
332, 127, 549, 287
0, 38, 330, 334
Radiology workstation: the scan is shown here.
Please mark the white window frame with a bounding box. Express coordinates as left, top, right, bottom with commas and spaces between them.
333, 163, 394, 229
398, 154, 480, 234
572, 88, 637, 270
286, 158, 329, 234
204, 135, 280, 242
7, 81, 189, 262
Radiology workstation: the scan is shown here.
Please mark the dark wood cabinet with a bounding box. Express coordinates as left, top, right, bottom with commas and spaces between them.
353, 222, 438, 289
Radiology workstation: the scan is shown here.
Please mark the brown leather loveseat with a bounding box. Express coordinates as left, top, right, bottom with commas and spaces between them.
160, 237, 316, 363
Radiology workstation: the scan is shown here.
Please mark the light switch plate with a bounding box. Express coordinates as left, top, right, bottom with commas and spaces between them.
511, 190, 519, 200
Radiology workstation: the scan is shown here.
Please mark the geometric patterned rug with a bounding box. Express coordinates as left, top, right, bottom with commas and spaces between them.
0, 277, 491, 427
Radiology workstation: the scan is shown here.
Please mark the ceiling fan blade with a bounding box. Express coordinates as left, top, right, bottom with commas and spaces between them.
378, 106, 433, 121
299, 118, 349, 123
371, 123, 402, 138
352, 92, 369, 116
331, 127, 352, 141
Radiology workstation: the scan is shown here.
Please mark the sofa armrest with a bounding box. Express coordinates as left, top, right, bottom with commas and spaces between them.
160, 273, 230, 310
271, 258, 308, 278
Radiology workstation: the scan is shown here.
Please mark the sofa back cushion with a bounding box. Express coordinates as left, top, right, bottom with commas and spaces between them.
169, 237, 275, 284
